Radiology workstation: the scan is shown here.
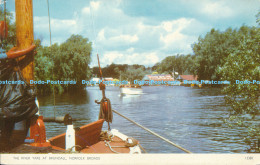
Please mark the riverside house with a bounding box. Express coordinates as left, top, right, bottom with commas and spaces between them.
142, 74, 175, 86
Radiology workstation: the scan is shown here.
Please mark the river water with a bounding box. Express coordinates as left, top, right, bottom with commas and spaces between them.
38, 86, 249, 153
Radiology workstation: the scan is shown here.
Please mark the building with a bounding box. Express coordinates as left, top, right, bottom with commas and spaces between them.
176, 75, 198, 82
90, 77, 101, 82
90, 77, 113, 82
142, 74, 174, 85
103, 77, 113, 81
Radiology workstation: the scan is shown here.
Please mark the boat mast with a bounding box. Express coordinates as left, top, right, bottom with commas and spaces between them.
15, 0, 34, 84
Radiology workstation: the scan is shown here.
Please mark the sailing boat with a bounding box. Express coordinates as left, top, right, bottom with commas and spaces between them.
0, 0, 141, 154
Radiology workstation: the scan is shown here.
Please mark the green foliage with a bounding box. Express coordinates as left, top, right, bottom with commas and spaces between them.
92, 63, 148, 81
0, 8, 16, 50
218, 25, 260, 152
154, 54, 195, 77
192, 28, 241, 80
59, 35, 92, 84
121, 66, 148, 83
218, 26, 259, 117
34, 40, 54, 94
34, 35, 92, 94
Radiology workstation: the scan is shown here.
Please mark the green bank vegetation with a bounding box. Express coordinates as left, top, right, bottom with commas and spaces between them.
92, 64, 149, 83
34, 35, 92, 94
0, 10, 92, 94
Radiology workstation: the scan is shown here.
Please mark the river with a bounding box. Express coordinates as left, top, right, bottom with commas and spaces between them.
38, 86, 249, 153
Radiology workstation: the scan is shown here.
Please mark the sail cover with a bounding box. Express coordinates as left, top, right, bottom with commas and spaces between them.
0, 58, 38, 125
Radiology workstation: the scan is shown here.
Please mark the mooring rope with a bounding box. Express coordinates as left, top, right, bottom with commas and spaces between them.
104, 141, 120, 154
112, 109, 192, 153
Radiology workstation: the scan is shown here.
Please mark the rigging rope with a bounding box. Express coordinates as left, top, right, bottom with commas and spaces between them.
112, 109, 192, 153
3, 0, 6, 43
46, 0, 56, 117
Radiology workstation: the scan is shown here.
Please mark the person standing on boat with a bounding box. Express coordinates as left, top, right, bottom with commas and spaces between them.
0, 19, 38, 151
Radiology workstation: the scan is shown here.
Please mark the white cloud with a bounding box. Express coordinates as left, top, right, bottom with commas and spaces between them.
201, 1, 234, 19
160, 31, 185, 46
100, 51, 160, 66
34, 16, 81, 44
82, 1, 101, 15
33, 0, 258, 67
90, 1, 100, 11
162, 22, 173, 32
82, 7, 90, 14
110, 34, 138, 43
51, 19, 77, 33
125, 52, 160, 65
97, 29, 105, 41
126, 47, 135, 53
102, 51, 123, 64
33, 0, 207, 66
158, 18, 203, 54
144, 53, 159, 64
91, 15, 202, 65
161, 18, 192, 32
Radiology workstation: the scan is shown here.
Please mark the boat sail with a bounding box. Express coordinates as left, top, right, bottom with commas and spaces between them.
0, 0, 141, 154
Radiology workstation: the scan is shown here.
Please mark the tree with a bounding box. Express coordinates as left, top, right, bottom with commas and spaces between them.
34, 40, 55, 94
218, 25, 260, 152
91, 64, 148, 80
155, 54, 195, 76
34, 35, 92, 94
192, 28, 241, 80
58, 34, 92, 87
121, 66, 147, 83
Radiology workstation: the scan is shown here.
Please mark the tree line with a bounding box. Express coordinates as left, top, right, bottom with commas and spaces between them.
92, 64, 150, 83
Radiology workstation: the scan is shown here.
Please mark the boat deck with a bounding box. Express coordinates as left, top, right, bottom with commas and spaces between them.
2, 119, 140, 154
81, 136, 130, 153
3, 144, 68, 153
48, 119, 140, 154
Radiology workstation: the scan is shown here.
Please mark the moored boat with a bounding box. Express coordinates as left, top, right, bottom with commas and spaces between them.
120, 84, 143, 95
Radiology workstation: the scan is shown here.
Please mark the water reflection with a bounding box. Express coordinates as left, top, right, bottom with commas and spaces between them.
39, 89, 89, 105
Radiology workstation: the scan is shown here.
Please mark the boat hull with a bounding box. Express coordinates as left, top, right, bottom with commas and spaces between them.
48, 119, 141, 154
120, 87, 143, 95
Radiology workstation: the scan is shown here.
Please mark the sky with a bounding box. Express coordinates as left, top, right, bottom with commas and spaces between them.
5, 0, 260, 67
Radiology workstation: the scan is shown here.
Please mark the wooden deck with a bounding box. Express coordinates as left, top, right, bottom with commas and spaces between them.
81, 136, 130, 153
2, 119, 137, 153
49, 119, 132, 153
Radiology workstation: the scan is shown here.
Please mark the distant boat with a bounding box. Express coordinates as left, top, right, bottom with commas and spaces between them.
120, 84, 143, 95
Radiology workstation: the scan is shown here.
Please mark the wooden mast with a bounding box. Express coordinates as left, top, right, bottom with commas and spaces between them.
15, 0, 34, 84
10, 0, 35, 147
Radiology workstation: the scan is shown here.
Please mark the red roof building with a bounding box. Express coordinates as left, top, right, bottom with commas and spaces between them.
176, 75, 198, 81
143, 74, 174, 81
